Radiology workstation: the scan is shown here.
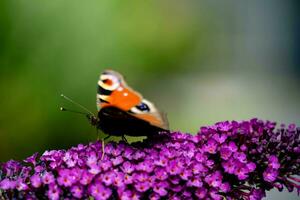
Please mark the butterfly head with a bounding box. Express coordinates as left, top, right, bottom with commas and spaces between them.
97, 70, 142, 111
87, 114, 98, 126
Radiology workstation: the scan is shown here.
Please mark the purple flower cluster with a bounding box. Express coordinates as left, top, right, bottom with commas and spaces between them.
0, 119, 300, 199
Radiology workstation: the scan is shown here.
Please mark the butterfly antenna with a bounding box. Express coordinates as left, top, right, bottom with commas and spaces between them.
60, 107, 89, 115
60, 94, 95, 116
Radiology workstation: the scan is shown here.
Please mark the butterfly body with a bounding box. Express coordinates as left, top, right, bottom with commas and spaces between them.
89, 70, 169, 138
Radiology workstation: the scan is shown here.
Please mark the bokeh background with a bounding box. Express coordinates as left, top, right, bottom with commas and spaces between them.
0, 0, 299, 199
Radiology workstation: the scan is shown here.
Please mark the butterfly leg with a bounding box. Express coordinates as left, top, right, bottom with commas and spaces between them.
103, 135, 111, 141
96, 129, 105, 159
101, 135, 111, 160
121, 135, 129, 144
96, 129, 100, 141
101, 140, 105, 160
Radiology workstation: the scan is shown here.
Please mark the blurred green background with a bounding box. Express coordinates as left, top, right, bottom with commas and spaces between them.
0, 0, 300, 198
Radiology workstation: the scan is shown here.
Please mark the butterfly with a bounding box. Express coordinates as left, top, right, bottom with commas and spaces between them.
87, 70, 169, 139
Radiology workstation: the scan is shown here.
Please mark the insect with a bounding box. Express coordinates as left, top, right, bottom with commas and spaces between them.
89, 70, 169, 140
61, 70, 169, 142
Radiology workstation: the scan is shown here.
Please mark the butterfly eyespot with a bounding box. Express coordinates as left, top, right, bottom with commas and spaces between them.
136, 102, 150, 112
99, 74, 120, 91
103, 79, 113, 86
